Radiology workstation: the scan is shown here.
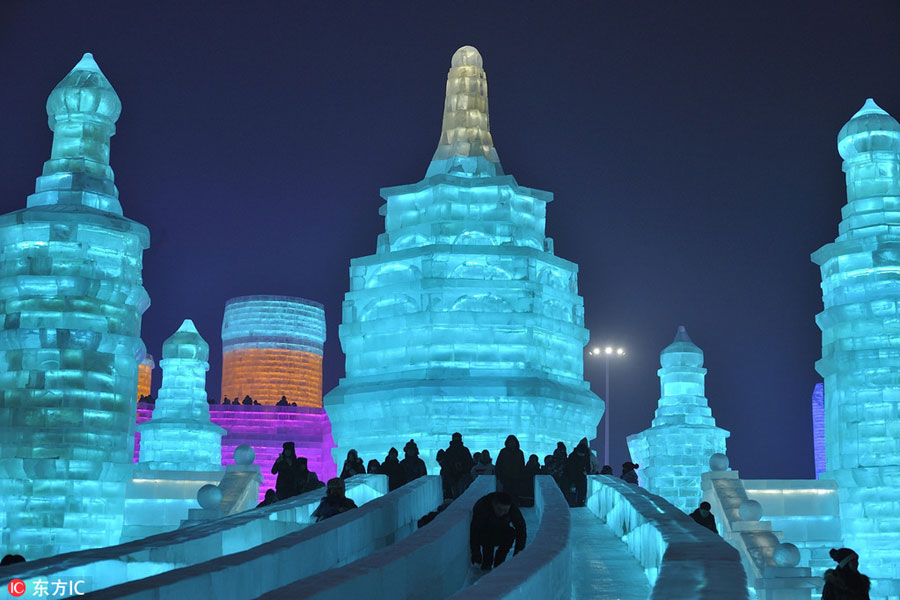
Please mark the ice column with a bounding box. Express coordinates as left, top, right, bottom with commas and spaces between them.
626, 326, 729, 512
137, 320, 225, 471
811, 382, 826, 478
0, 54, 150, 558
812, 99, 900, 598
324, 46, 603, 469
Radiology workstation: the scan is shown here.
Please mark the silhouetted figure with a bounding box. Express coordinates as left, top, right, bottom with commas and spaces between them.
311, 478, 358, 522
521, 454, 541, 507
253, 399, 260, 405
400, 439, 427, 484
0, 554, 25, 566
380, 447, 404, 491
436, 448, 450, 497
367, 459, 380, 474
242, 395, 253, 405
207, 397, 217, 405
496, 435, 525, 503
471, 449, 495, 477
567, 438, 592, 507
689, 501, 718, 533
599, 465, 613, 475
291, 402, 297, 406
621, 462, 639, 485
272, 442, 301, 500
469, 492, 526, 571
549, 443, 569, 495
340, 449, 366, 479
257, 489, 277, 508
822, 548, 870, 600
295, 456, 324, 494
441, 432, 474, 499
222, 396, 231, 405
276, 395, 289, 406
473, 451, 482, 464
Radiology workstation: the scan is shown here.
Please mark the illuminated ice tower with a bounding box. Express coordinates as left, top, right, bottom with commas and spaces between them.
813, 99, 900, 597
626, 326, 728, 512
324, 46, 603, 468
0, 54, 150, 558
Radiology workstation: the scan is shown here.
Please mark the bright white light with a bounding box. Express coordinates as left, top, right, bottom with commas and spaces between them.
617, 348, 625, 355
605, 347, 613, 355
592, 347, 600, 355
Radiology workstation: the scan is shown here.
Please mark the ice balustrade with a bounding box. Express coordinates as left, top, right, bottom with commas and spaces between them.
586, 474, 749, 599
263, 475, 498, 599
449, 475, 571, 600
76, 475, 441, 599
6, 475, 386, 596
701, 458, 820, 599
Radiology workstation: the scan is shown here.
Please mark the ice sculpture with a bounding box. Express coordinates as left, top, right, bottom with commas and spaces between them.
812, 98, 900, 597
0, 53, 150, 559
324, 46, 603, 469
221, 295, 325, 406
626, 326, 729, 512
137, 320, 225, 471
811, 382, 825, 478
137, 353, 155, 400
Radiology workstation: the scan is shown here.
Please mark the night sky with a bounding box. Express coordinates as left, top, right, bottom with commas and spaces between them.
2, 2, 899, 480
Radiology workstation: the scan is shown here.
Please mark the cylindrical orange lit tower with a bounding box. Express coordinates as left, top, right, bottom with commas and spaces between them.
221, 296, 325, 407
137, 354, 154, 401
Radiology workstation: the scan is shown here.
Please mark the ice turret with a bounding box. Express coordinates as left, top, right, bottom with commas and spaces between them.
626, 327, 729, 512
812, 99, 900, 597
325, 47, 602, 471
0, 54, 150, 558
137, 320, 225, 471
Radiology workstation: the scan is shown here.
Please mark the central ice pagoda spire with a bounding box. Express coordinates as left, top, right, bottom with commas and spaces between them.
427, 45, 502, 177
325, 46, 602, 472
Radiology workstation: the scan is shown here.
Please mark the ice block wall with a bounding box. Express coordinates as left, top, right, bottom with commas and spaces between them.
811, 383, 825, 478
324, 46, 603, 470
812, 98, 900, 598
137, 353, 154, 400
0, 54, 150, 559
626, 326, 729, 512
221, 295, 325, 407
137, 320, 225, 471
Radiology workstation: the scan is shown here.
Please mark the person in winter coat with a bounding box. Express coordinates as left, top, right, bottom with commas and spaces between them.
295, 457, 325, 494
549, 443, 569, 498
521, 454, 541, 507
379, 447, 404, 491
340, 449, 366, 480
400, 439, 427, 484
471, 450, 495, 477
495, 435, 526, 503
621, 461, 639, 485
367, 459, 380, 474
271, 442, 302, 500
822, 548, 870, 600
469, 492, 527, 571
441, 432, 475, 499
311, 478, 358, 522
567, 438, 592, 507
599, 465, 613, 475
689, 501, 718, 533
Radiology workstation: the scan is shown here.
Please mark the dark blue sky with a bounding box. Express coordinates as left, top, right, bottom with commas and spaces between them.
2, 2, 899, 479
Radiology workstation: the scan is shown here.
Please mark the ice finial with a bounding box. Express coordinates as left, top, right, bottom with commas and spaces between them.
838, 98, 900, 160
162, 319, 210, 361
47, 53, 121, 128
674, 325, 692, 343
427, 45, 503, 177
661, 325, 703, 368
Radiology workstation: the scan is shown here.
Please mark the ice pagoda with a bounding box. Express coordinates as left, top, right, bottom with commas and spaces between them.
324, 46, 603, 468
0, 54, 150, 558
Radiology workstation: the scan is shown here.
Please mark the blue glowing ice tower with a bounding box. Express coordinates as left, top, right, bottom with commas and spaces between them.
324, 46, 603, 468
137, 320, 225, 471
626, 326, 728, 512
0, 54, 150, 558
813, 99, 900, 597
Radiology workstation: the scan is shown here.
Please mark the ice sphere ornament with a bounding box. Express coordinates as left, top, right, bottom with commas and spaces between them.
137, 320, 225, 471
626, 327, 729, 512
0, 54, 151, 559
812, 98, 900, 598
324, 46, 603, 468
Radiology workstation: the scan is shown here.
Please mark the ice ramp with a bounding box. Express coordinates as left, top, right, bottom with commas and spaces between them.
260, 475, 498, 599
6, 474, 386, 596
587, 475, 748, 599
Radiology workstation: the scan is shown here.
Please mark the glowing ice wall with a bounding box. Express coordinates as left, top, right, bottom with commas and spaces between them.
811, 383, 825, 478
0, 54, 150, 559
221, 296, 325, 407
812, 99, 900, 598
324, 46, 603, 469
626, 326, 728, 512
137, 320, 224, 471
137, 353, 154, 400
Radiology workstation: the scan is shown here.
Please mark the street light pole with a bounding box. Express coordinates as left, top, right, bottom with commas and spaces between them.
590, 345, 625, 467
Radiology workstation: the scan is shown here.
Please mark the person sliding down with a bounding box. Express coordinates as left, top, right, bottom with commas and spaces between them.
689, 501, 718, 533
469, 492, 526, 571
311, 478, 358, 522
